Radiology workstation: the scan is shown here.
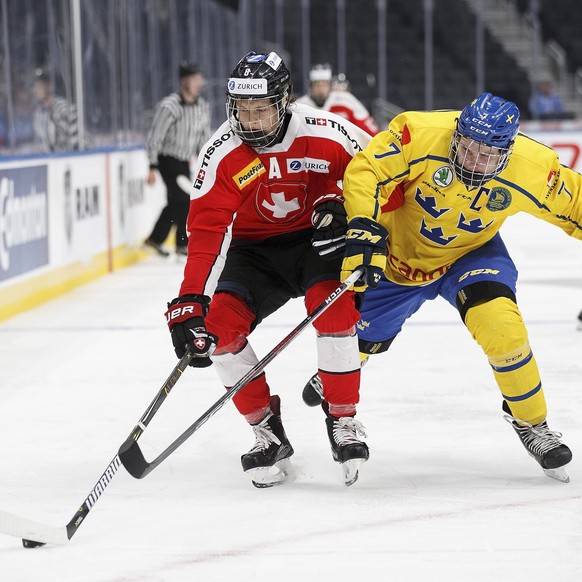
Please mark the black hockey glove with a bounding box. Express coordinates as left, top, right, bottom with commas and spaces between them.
165, 295, 218, 367
341, 217, 388, 293
311, 199, 347, 260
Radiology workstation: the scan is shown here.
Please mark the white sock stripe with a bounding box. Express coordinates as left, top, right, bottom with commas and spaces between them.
316, 333, 360, 372
212, 342, 260, 386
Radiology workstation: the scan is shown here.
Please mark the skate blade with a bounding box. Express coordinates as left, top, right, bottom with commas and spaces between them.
341, 458, 365, 487
543, 466, 570, 483
247, 458, 295, 488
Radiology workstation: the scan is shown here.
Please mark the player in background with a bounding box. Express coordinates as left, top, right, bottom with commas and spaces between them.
303, 92, 582, 482
164, 51, 373, 487
296, 63, 379, 136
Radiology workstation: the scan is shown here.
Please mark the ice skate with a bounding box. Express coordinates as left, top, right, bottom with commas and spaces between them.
504, 414, 572, 483
302, 373, 324, 406
323, 402, 369, 486
144, 238, 170, 257
241, 395, 294, 488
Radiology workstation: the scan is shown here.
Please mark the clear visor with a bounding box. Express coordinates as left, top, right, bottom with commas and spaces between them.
449, 130, 513, 188
226, 92, 288, 148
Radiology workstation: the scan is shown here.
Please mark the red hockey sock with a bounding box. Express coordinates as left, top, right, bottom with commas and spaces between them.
319, 369, 360, 414
232, 373, 270, 417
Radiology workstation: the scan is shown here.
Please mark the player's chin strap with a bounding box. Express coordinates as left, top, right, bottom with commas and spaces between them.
118, 267, 364, 479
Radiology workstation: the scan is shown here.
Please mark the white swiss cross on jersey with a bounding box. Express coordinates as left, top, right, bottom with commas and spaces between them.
256, 182, 306, 222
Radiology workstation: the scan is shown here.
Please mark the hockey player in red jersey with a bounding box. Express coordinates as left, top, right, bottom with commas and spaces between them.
296, 63, 379, 137
164, 51, 373, 487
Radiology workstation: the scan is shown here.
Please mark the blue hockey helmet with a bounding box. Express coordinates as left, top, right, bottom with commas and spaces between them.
449, 92, 520, 187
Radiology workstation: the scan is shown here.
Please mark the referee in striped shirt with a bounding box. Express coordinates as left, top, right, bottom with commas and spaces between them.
145, 62, 211, 257
32, 68, 79, 152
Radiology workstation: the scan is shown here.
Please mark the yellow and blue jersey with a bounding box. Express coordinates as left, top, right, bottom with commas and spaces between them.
343, 109, 582, 286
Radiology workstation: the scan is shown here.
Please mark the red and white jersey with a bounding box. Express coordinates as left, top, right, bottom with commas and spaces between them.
296, 91, 379, 136
179, 103, 372, 297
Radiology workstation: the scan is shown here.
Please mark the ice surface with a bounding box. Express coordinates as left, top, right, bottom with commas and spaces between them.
1, 214, 581, 581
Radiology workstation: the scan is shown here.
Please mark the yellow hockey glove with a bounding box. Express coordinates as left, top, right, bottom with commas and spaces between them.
341, 217, 388, 292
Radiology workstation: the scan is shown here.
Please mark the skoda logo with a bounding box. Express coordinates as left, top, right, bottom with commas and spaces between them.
433, 165, 454, 188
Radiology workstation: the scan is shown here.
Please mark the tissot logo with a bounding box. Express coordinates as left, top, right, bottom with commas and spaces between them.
305, 117, 327, 126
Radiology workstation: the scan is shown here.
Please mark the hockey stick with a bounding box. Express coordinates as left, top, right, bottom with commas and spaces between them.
118, 268, 364, 479
0, 350, 193, 547
176, 174, 193, 194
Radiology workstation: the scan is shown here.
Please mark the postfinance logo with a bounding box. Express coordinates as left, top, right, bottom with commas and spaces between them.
233, 158, 266, 190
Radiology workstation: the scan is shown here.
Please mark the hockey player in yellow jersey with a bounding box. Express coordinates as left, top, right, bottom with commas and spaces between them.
303, 92, 581, 482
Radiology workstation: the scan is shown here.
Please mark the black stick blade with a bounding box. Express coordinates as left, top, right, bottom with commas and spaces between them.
118, 439, 151, 479
22, 538, 46, 548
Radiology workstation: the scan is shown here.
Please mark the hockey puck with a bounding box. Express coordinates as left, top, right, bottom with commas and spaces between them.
22, 538, 46, 549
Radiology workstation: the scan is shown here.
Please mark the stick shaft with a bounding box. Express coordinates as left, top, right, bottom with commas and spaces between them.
119, 269, 363, 478
0, 351, 192, 545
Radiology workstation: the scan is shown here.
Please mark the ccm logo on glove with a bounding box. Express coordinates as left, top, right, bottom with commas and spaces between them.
346, 229, 384, 244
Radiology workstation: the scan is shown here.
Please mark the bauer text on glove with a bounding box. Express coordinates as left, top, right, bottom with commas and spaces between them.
165, 295, 218, 367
